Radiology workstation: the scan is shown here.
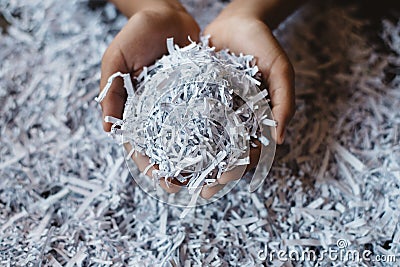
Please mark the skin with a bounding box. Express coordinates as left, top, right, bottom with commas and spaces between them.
100, 0, 304, 199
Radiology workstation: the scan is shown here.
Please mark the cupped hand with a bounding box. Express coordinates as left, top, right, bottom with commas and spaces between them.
200, 13, 295, 198
100, 5, 200, 193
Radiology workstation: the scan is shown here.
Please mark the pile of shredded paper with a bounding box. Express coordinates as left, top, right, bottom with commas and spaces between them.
0, 0, 399, 266
95, 37, 276, 212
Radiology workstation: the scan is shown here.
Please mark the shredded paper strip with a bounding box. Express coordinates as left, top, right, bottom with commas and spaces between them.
0, 0, 399, 266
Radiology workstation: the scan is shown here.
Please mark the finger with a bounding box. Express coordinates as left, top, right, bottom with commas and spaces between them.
200, 164, 246, 199
218, 164, 247, 184
124, 143, 181, 194
159, 179, 181, 194
200, 140, 263, 199
266, 55, 295, 144
200, 183, 226, 200
132, 151, 182, 193
130, 151, 155, 177
100, 43, 130, 132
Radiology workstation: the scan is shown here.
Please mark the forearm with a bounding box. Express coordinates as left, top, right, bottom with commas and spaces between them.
109, 0, 186, 18
219, 0, 307, 29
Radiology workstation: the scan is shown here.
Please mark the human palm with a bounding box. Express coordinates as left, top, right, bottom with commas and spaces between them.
204, 15, 295, 145
100, 8, 200, 131
198, 15, 295, 198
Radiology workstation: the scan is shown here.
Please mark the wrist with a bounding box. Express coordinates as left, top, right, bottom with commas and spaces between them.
110, 0, 186, 18
217, 1, 265, 21
218, 0, 306, 29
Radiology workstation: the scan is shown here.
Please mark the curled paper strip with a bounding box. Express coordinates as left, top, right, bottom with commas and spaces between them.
96, 37, 276, 211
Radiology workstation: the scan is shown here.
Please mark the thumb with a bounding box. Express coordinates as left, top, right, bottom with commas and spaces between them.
100, 46, 130, 132
236, 22, 295, 144
261, 54, 295, 144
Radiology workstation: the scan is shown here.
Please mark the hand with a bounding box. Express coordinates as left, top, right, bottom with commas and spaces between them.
100, 2, 200, 193
200, 9, 296, 198
204, 15, 295, 143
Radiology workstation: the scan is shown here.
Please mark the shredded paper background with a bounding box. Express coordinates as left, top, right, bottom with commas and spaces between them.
0, 0, 399, 266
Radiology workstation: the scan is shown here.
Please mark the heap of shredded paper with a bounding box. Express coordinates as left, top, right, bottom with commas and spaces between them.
96, 37, 275, 208
0, 0, 399, 266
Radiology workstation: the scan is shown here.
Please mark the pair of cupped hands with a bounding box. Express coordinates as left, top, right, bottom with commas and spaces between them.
100, 1, 295, 199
